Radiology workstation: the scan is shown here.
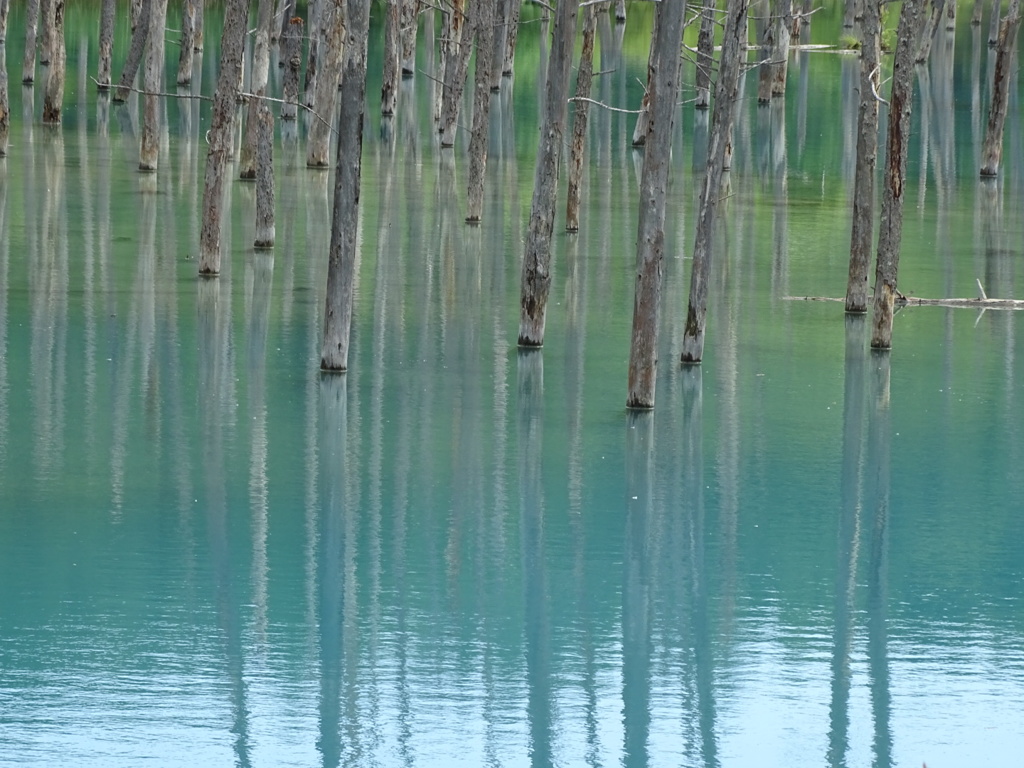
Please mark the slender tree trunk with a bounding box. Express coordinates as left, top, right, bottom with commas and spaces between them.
625, 0, 688, 408
401, 0, 418, 75
566, 4, 597, 232
770, 0, 792, 96
632, 12, 658, 145
491, 0, 509, 89
517, 0, 580, 347
194, 0, 204, 50
240, 0, 275, 178
114, 0, 153, 102
915, 0, 945, 62
177, 0, 196, 85
615, 0, 627, 23
22, 0, 39, 84
97, 0, 115, 88
972, 0, 984, 24
254, 103, 275, 248
280, 17, 303, 119
41, 0, 64, 124
989, 0, 1002, 44
306, 0, 345, 168
439, 0, 472, 147
321, 0, 371, 371
0, 45, 8, 156
304, 0, 322, 108
503, 0, 522, 75
680, 0, 749, 364
275, 0, 295, 43
695, 0, 716, 109
870, 0, 922, 349
846, 0, 882, 312
466, 0, 496, 222
39, 0, 51, 65
139, 0, 168, 169
0, 0, 8, 42
946, 0, 956, 28
980, 0, 1022, 175
198, 0, 249, 276
382, 0, 401, 116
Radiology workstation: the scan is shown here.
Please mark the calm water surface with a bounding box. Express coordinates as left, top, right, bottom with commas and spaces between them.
2, 5, 1024, 767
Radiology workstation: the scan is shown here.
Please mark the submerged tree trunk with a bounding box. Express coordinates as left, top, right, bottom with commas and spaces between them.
680, 0, 749, 364
503, 0, 521, 75
321, 0, 371, 371
39, 0, 51, 65
915, 0, 945, 62
439, 0, 472, 147
304, 0, 322, 108
382, 0, 401, 116
491, 0, 509, 89
466, 0, 496, 222
400, 0, 418, 75
139, 0, 168, 169
254, 102, 275, 248
695, 0, 716, 109
565, 3, 597, 232
517, 0, 579, 347
41, 0, 64, 124
22, 0, 39, 84
0, 44, 8, 155
114, 0, 153, 102
989, 0, 1002, 44
306, 0, 345, 168
759, 0, 790, 101
97, 0, 115, 88
177, 0, 196, 86
240, 0, 274, 178
846, 0, 882, 312
198, 0, 248, 276
870, 0, 922, 349
631, 12, 658, 146
280, 17, 303, 119
625, 0, 688, 409
0, 0, 8, 42
980, 0, 1022, 176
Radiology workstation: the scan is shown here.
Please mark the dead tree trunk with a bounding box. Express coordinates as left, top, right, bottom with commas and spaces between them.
0, 45, 8, 155
439, 0, 472, 147
989, 0, 1002, 44
680, 0, 749, 364
304, 0, 322, 109
565, 3, 597, 232
275, 0, 295, 43
97, 0, 115, 88
321, 0, 371, 371
503, 0, 521, 75
0, 0, 8, 42
41, 0, 64, 124
759, 0, 790, 101
198, 0, 249, 276
632, 13, 658, 146
280, 17, 303, 119
254, 102, 275, 248
845, 0, 882, 312
194, 0, 204, 50
306, 0, 345, 168
114, 0, 153, 102
972, 0, 984, 24
517, 0, 579, 347
22, 0, 39, 84
177, 0, 196, 85
915, 0, 945, 63
139, 0, 168, 169
240, 0, 275, 178
491, 0, 510, 89
870, 0, 922, 349
382, 0, 401, 116
39, 0, 51, 65
980, 0, 1022, 176
466, 0, 496, 223
695, 0, 716, 109
625, 0, 688, 408
400, 0, 418, 75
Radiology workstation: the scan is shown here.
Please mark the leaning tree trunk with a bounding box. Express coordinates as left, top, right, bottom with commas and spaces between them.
845, 0, 882, 312
198, 0, 249, 276
915, 0, 945, 63
321, 0, 372, 371
41, 0, 64, 124
980, 0, 1022, 176
114, 0, 153, 102
517, 0, 580, 347
679, 0, 749, 365
465, 0, 496, 222
240, 0, 275, 178
139, 0, 168, 170
280, 16, 303, 119
625, 0, 688, 409
306, 0, 346, 168
177, 0, 196, 85
22, 0, 39, 84
382, 0, 401, 116
870, 0, 922, 349
97, 0, 115, 88
695, 0, 716, 109
439, 0, 472, 147
565, 3, 597, 232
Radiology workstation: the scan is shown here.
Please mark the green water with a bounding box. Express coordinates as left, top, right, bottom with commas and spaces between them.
3, 5, 1024, 767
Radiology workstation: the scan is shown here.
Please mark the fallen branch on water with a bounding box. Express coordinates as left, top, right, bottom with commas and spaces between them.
785, 280, 1024, 310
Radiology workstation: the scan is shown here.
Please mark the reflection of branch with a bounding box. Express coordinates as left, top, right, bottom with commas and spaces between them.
567, 96, 642, 114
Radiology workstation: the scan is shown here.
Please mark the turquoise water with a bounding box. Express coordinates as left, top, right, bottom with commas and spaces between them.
3, 6, 1024, 767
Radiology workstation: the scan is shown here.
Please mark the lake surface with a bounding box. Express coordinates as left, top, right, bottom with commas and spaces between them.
3, 4, 1024, 766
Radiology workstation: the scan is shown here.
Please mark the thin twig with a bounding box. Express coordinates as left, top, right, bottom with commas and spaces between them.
567, 96, 642, 114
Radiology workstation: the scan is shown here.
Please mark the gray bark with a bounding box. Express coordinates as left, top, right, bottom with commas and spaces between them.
680, 0, 748, 364
22, 0, 39, 84
194, 0, 204, 50
275, 0, 295, 43
972, 0, 984, 24
400, 0, 418, 75
631, 13, 658, 145
915, 0, 945, 62
320, 0, 371, 371
41, 0, 64, 124
254, 103, 275, 248
946, 0, 957, 28
177, 0, 196, 85
139, 0, 168, 169
466, 0, 496, 222
980, 0, 1022, 175
625, 0, 688, 408
0, 0, 8, 42
114, 0, 153, 102
98, 0, 115, 88
198, 0, 249, 276
503, 0, 521, 74
382, 0, 401, 116
695, 0, 716, 109
39, 0, 51, 65
989, 0, 1002, 43
491, 0, 509, 89
517, 0, 579, 347
280, 17, 303, 119
759, 0, 790, 101
615, 0, 627, 22
565, 4, 597, 232
306, 0, 345, 168
304, 0, 322, 108
845, 0, 882, 312
870, 0, 922, 349
439, 0, 472, 147
240, 0, 275, 178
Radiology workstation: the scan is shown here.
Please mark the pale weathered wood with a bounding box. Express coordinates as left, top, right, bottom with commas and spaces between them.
915, 0, 945, 63
382, 0, 401, 116
980, 0, 1022, 176
695, 0, 716, 109
0, 0, 8, 42
631, 12, 657, 146
41, 0, 64, 124
517, 0, 579, 347
306, 0, 345, 168
280, 17, 303, 120
466, 0, 496, 223
625, 0, 687, 408
321, 0, 371, 371
139, 0, 168, 170
400, 0, 418, 75
177, 0, 196, 86
114, 0, 152, 102
0, 45, 8, 156
502, 0, 521, 75
97, 0, 115, 88
22, 0, 39, 83
240, 0, 275, 178
254, 102, 275, 248
303, 0, 322, 108
439, 0, 472, 147
565, 3, 597, 233
870, 0, 922, 349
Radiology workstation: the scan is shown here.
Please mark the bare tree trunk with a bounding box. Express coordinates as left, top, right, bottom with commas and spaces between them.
491, 0, 509, 89
517, 0, 580, 347
632, 13, 658, 145
846, 0, 882, 312
198, 0, 249, 276
759, 0, 790, 101
275, 0, 295, 43
434, 1, 453, 120
980, 0, 1022, 175
566, 3, 597, 232
240, 0, 275, 178
39, 0, 51, 65
946, 0, 956, 28
0, 45, 8, 155
972, 0, 984, 24
194, 0, 205, 50
22, 0, 39, 84
615, 0, 627, 23
177, 0, 196, 85
695, 0, 716, 109
114, 0, 153, 102
254, 103, 275, 248
625, 0, 687, 408
41, 0, 64, 124
680, 0, 749, 364
139, 0, 168, 170
306, 0, 345, 168
870, 0, 922, 349
0, 0, 8, 42
280, 17, 303, 119
382, 0, 401, 116
915, 0, 945, 62
989, 0, 1002, 44
304, 0, 322, 108
439, 0, 472, 147
321, 0, 371, 371
401, 0, 418, 75
97, 0, 115, 88
466, 0, 496, 222
503, 0, 522, 75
